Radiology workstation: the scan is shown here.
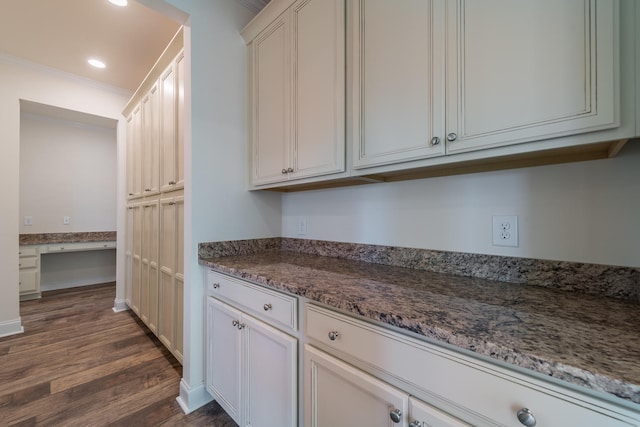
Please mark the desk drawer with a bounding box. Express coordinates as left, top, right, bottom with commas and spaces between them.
19, 246, 38, 257
45, 241, 115, 252
206, 269, 297, 332
19, 257, 38, 269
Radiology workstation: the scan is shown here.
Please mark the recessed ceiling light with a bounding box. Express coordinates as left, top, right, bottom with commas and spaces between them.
108, 0, 128, 6
88, 58, 106, 69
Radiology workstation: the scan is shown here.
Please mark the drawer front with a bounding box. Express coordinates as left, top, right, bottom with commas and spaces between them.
45, 241, 116, 253
19, 270, 38, 293
19, 257, 38, 269
207, 269, 297, 332
18, 246, 38, 257
306, 305, 635, 427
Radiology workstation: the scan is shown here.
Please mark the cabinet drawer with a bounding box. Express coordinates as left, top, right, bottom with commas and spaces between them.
44, 241, 115, 253
19, 270, 38, 293
18, 257, 38, 269
206, 270, 297, 332
306, 305, 635, 427
18, 246, 38, 257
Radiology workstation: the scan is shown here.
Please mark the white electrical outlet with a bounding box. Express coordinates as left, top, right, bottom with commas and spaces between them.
24, 216, 33, 226
492, 215, 518, 247
298, 217, 307, 236
63, 216, 71, 225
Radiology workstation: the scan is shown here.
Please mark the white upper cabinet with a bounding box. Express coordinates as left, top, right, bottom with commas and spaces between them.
351, 0, 622, 173
142, 83, 160, 196
160, 54, 185, 193
245, 0, 345, 187
445, 0, 617, 154
351, 0, 446, 169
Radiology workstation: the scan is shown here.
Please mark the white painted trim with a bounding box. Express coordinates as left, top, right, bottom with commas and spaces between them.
0, 318, 24, 338
176, 378, 213, 414
112, 298, 129, 313
0, 52, 132, 99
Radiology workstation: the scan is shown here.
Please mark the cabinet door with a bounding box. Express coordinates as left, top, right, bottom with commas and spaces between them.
445, 0, 617, 154
351, 0, 446, 169
160, 63, 177, 192
244, 314, 297, 427
142, 83, 160, 196
291, 0, 345, 180
304, 345, 409, 427
125, 206, 133, 306
19, 269, 38, 293
158, 195, 183, 360
158, 197, 176, 349
251, 14, 291, 185
206, 298, 242, 425
409, 397, 469, 427
131, 204, 143, 315
175, 52, 185, 189
141, 201, 159, 333
127, 106, 143, 198
173, 197, 184, 362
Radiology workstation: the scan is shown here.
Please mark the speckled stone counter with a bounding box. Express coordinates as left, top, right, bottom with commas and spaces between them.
19, 231, 116, 245
199, 238, 640, 406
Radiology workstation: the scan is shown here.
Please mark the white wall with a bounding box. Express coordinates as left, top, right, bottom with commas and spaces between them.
19, 113, 117, 233
283, 141, 640, 268
143, 0, 282, 413
0, 56, 129, 338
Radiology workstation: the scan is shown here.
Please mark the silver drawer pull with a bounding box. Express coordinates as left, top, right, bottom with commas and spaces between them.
517, 408, 536, 427
409, 421, 421, 427
263, 303, 272, 311
390, 408, 402, 423
328, 331, 340, 341
212, 283, 220, 289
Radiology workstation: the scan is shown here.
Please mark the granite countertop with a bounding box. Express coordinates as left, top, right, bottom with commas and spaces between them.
19, 231, 116, 245
199, 246, 640, 406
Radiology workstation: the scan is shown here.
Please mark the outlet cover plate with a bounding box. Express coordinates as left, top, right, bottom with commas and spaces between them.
492, 215, 518, 247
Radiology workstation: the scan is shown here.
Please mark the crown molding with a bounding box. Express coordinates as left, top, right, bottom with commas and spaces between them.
236, 0, 269, 14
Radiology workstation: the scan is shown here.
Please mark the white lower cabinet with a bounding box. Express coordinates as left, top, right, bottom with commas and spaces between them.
305, 304, 638, 427
205, 274, 298, 427
18, 246, 40, 300
304, 345, 467, 427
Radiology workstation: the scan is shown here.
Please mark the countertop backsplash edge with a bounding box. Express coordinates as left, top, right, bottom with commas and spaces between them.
199, 237, 639, 302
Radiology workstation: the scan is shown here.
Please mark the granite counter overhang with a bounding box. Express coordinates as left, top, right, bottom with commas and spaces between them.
199, 247, 640, 407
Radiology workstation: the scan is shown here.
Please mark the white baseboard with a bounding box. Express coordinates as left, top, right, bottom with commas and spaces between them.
112, 298, 129, 312
176, 378, 213, 415
0, 318, 24, 338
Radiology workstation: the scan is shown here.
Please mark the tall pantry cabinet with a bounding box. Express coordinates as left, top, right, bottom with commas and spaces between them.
124, 29, 185, 363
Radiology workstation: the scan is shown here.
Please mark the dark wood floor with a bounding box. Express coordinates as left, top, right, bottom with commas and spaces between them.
0, 283, 237, 427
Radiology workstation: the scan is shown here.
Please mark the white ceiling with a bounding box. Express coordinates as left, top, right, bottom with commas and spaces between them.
0, 0, 182, 93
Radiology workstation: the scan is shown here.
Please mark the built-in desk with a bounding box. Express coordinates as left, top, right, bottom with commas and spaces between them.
19, 232, 116, 300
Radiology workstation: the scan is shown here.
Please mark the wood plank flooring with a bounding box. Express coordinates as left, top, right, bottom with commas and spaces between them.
0, 283, 237, 427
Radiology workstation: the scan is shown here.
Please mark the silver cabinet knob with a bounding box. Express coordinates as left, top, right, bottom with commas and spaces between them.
409, 421, 421, 427
287, 167, 294, 173
232, 320, 239, 327
263, 303, 272, 311
517, 408, 536, 427
430, 136, 441, 146
328, 331, 340, 341
282, 169, 287, 174
212, 283, 220, 289
389, 408, 402, 423
446, 132, 457, 142
144, 188, 151, 192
